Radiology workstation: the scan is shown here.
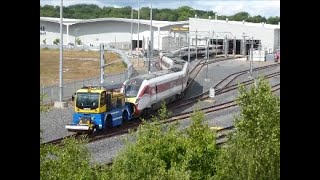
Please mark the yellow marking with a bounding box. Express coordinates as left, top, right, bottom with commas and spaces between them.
210, 126, 223, 131
125, 97, 136, 104
204, 99, 215, 103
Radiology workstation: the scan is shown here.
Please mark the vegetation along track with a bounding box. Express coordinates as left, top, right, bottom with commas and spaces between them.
97, 124, 247, 167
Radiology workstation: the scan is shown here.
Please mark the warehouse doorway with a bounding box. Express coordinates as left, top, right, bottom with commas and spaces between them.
227, 40, 241, 54
245, 39, 261, 55
132, 40, 142, 50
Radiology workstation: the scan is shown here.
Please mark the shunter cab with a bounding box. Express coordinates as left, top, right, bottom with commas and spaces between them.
65, 84, 133, 134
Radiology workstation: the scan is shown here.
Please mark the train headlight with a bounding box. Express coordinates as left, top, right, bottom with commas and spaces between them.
135, 98, 140, 103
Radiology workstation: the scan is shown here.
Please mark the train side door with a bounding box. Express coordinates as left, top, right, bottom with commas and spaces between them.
151, 85, 157, 104
106, 92, 112, 112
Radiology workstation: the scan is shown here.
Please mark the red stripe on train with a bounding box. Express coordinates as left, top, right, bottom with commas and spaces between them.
138, 77, 185, 97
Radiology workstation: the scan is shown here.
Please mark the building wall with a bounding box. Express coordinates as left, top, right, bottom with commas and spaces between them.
40, 20, 179, 50
40, 21, 69, 45
40, 18, 187, 51
274, 29, 280, 51
158, 25, 186, 50
189, 18, 278, 52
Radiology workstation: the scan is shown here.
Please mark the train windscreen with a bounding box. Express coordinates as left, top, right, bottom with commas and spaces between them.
76, 92, 100, 109
124, 78, 144, 97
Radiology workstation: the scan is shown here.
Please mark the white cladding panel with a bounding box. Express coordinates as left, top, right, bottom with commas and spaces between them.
189, 18, 278, 52
40, 21, 69, 45
274, 29, 280, 51
40, 19, 187, 50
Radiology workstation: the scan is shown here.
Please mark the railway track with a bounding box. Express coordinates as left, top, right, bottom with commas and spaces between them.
43, 82, 279, 146
186, 56, 236, 89
43, 58, 279, 146
164, 83, 279, 122
43, 57, 233, 145
168, 63, 280, 110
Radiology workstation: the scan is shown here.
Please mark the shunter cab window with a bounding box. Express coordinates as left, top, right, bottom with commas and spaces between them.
124, 78, 144, 97
117, 98, 123, 108
100, 92, 106, 107
76, 92, 100, 109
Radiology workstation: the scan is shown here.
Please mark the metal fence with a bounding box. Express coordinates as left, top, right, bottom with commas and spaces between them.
40, 47, 133, 104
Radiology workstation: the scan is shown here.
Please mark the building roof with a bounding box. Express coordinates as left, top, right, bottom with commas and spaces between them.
189, 18, 280, 29
40, 17, 188, 28
40, 17, 81, 25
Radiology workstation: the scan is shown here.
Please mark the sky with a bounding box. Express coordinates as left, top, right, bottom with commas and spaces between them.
40, 0, 280, 18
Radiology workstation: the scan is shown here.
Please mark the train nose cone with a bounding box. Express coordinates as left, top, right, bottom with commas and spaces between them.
136, 96, 151, 111
132, 104, 142, 117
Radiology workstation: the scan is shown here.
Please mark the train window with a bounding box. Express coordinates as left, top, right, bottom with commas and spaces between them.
111, 99, 117, 109
76, 93, 99, 109
143, 86, 150, 95
171, 81, 176, 88
151, 87, 156, 95
100, 92, 106, 107
117, 98, 122, 108
106, 93, 112, 110
125, 78, 143, 97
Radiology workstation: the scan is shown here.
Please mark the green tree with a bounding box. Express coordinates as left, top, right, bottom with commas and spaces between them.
75, 37, 82, 45
42, 38, 47, 45
247, 15, 267, 23
214, 78, 280, 180
108, 103, 219, 179
40, 5, 59, 17
176, 6, 194, 21
267, 16, 280, 24
229, 12, 250, 21
139, 7, 151, 20
40, 137, 95, 180
53, 38, 60, 45
40, 93, 50, 113
40, 5, 279, 23
40, 93, 97, 179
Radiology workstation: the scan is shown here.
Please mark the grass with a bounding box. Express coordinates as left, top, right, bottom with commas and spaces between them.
40, 48, 127, 86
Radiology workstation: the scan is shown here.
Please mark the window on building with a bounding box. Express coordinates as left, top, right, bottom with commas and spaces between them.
40, 26, 45, 31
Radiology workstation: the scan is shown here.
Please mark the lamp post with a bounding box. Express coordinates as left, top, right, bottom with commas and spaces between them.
148, 0, 153, 74
130, 7, 133, 55
54, 0, 65, 108
250, 36, 254, 78
188, 31, 190, 64
215, 35, 218, 57
59, 0, 63, 102
195, 29, 198, 60
205, 37, 210, 82
242, 32, 248, 56
74, 28, 78, 45
137, 0, 140, 65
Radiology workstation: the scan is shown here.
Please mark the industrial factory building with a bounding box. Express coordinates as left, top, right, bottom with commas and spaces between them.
188, 17, 280, 55
40, 16, 280, 54
40, 17, 188, 50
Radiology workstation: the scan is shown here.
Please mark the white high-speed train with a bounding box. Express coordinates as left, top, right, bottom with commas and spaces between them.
122, 58, 189, 117
159, 45, 223, 69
